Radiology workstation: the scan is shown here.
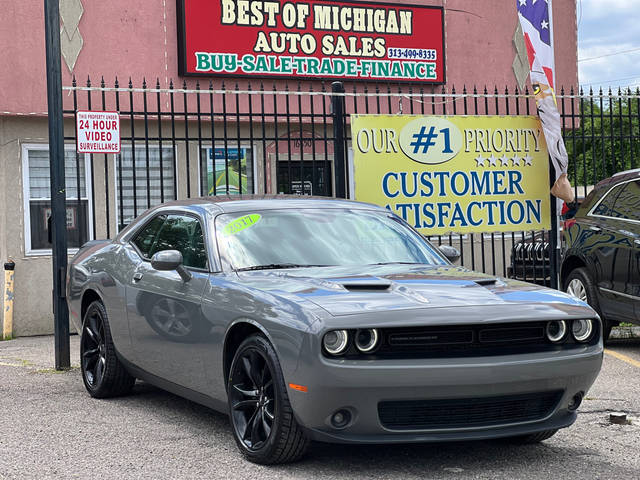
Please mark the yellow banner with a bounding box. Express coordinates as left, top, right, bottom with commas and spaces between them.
351, 115, 551, 235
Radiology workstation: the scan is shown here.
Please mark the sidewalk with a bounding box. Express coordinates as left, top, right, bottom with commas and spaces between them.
0, 334, 80, 370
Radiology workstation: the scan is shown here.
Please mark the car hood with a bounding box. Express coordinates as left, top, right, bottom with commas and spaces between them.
236, 264, 587, 316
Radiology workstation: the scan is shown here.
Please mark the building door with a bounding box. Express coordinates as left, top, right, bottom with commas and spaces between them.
277, 161, 333, 196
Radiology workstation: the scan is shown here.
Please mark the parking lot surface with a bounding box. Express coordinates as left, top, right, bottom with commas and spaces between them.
1, 334, 638, 480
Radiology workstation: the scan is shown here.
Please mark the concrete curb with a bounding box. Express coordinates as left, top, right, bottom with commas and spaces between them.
610, 326, 640, 339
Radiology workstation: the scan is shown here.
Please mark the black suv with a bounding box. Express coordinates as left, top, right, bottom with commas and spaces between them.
561, 170, 640, 341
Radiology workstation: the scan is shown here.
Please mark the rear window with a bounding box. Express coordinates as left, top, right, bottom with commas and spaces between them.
609, 181, 640, 221
591, 183, 626, 217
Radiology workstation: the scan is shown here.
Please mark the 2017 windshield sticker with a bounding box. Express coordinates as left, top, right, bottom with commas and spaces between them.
223, 214, 262, 235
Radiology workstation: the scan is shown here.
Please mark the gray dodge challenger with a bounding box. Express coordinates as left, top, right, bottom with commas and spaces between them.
67, 196, 603, 464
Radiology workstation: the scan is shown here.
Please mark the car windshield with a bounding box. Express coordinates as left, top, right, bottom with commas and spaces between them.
215, 208, 446, 270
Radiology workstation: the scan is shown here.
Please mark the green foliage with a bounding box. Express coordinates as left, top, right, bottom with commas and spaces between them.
565, 90, 640, 188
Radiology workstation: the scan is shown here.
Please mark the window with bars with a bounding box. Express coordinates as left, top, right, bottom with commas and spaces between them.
199, 147, 254, 196
23, 146, 91, 253
116, 146, 176, 229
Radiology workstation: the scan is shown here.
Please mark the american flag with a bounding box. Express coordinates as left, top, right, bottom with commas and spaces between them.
516, 0, 575, 205
517, 0, 554, 89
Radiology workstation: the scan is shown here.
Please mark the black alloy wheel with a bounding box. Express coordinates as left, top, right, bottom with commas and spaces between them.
81, 307, 107, 388
80, 301, 135, 398
229, 348, 275, 450
228, 334, 308, 464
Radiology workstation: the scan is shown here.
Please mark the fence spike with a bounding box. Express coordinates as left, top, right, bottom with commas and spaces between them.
72, 76, 77, 87
579, 86, 584, 96
142, 78, 147, 89
156, 78, 161, 89
101, 77, 105, 88
114, 77, 119, 89
208, 80, 213, 90
182, 80, 188, 90
87, 76, 91, 87
195, 80, 200, 90
493, 85, 499, 95
128, 77, 133, 89
169, 79, 174, 89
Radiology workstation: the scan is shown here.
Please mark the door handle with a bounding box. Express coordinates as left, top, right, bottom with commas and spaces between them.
133, 272, 144, 282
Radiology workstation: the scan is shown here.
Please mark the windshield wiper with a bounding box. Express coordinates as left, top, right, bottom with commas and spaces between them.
235, 263, 332, 272
368, 262, 424, 266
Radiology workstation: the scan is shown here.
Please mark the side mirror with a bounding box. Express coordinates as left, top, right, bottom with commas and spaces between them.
438, 245, 461, 264
151, 250, 192, 282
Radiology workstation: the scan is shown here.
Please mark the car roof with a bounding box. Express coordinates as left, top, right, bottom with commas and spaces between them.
155, 195, 386, 214
595, 169, 640, 190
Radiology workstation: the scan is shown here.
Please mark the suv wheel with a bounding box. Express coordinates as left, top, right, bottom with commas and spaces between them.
564, 267, 612, 342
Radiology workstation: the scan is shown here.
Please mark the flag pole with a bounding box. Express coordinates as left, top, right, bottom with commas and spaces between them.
548, 0, 561, 290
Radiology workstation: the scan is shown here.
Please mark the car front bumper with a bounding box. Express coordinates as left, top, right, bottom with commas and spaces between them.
287, 344, 603, 444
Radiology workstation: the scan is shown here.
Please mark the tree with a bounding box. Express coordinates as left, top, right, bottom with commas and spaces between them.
564, 89, 640, 189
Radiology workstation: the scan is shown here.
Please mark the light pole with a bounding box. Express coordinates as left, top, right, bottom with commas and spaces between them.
44, 0, 70, 370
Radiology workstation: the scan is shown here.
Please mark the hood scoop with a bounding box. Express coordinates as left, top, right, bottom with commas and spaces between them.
473, 278, 499, 287
341, 278, 392, 291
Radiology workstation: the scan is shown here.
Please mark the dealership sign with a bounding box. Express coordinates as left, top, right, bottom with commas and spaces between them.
76, 111, 121, 154
351, 115, 551, 235
177, 0, 444, 83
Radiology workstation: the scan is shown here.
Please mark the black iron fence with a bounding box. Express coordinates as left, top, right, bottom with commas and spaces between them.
60, 78, 640, 286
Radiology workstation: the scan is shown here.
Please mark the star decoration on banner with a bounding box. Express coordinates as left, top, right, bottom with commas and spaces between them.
487, 154, 497, 167
519, 0, 527, 6
523, 154, 533, 166
475, 154, 486, 167
499, 154, 510, 166
541, 19, 549, 29
512, 156, 522, 166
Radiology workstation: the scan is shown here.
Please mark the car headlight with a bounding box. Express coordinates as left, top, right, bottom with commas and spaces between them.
355, 328, 379, 353
323, 330, 349, 355
571, 319, 594, 342
546, 320, 567, 343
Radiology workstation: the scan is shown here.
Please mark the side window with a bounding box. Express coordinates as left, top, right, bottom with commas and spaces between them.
149, 215, 208, 270
132, 215, 167, 258
592, 184, 625, 217
610, 181, 640, 221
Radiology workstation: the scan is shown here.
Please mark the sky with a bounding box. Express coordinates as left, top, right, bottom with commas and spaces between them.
577, 0, 640, 93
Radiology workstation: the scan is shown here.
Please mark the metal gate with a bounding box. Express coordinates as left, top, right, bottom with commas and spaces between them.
61, 78, 640, 285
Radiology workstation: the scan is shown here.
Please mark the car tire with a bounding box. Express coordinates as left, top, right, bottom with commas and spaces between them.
511, 429, 558, 444
564, 267, 612, 342
227, 334, 309, 464
80, 300, 135, 398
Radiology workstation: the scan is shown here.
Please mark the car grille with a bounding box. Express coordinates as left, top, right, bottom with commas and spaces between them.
512, 240, 550, 261
370, 322, 553, 359
378, 391, 563, 430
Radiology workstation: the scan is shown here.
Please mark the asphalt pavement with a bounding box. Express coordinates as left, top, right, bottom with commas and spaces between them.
0, 334, 638, 480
